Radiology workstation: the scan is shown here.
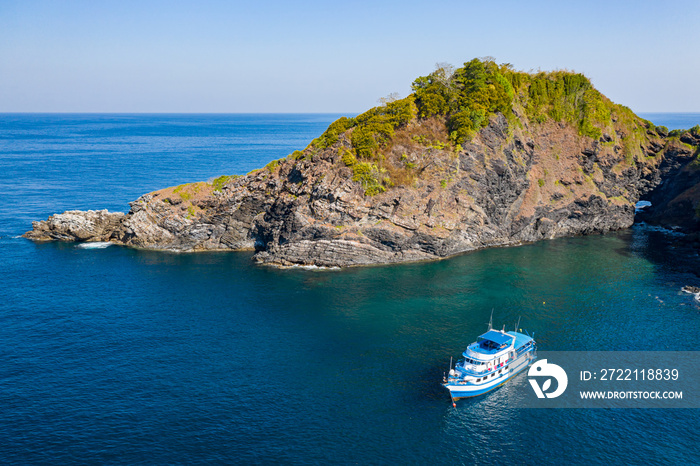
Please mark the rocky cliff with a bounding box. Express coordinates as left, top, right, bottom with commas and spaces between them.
24, 59, 700, 267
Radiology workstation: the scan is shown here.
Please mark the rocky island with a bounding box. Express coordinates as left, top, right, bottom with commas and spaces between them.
24, 58, 700, 267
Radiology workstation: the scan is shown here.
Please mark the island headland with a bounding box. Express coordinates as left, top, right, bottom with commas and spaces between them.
24, 58, 700, 267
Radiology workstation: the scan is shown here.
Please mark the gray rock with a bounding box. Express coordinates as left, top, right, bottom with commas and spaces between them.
23, 112, 700, 267
23, 210, 125, 242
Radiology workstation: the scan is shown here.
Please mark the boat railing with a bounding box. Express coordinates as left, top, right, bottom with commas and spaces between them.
469, 344, 504, 355
457, 360, 512, 377
454, 346, 536, 380
455, 360, 487, 376
515, 341, 535, 355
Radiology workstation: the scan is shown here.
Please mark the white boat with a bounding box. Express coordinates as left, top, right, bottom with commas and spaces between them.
443, 324, 536, 400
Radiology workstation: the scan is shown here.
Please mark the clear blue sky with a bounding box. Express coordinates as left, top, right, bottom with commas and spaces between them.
1, 0, 698, 113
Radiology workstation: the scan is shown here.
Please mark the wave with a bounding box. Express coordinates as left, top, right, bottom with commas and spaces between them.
77, 242, 113, 249
0, 235, 25, 241
681, 286, 700, 302
282, 264, 341, 271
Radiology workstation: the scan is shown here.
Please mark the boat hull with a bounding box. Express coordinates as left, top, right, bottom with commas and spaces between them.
444, 352, 535, 399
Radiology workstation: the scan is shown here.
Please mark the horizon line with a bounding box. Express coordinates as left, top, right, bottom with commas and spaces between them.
2, 111, 699, 115
0, 111, 360, 115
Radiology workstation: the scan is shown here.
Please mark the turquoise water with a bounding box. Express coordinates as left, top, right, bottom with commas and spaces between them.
1, 114, 700, 464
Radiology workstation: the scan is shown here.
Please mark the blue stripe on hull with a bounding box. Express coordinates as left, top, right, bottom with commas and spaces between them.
444, 354, 535, 399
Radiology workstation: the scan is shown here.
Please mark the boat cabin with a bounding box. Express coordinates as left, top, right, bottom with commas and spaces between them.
475, 330, 514, 352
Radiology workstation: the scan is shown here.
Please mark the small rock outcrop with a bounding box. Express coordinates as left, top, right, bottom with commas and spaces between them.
24, 210, 125, 242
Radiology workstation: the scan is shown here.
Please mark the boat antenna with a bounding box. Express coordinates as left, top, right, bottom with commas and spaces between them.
487, 309, 493, 330
515, 316, 521, 332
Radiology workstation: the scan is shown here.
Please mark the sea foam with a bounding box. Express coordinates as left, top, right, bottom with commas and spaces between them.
77, 242, 113, 249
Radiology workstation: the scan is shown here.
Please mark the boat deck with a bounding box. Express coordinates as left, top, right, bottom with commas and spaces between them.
507, 331, 534, 350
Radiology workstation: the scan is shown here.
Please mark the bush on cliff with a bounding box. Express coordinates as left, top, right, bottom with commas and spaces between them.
411, 58, 613, 144
413, 58, 514, 144
305, 57, 649, 196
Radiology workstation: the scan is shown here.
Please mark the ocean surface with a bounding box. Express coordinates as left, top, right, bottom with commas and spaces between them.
1, 113, 700, 464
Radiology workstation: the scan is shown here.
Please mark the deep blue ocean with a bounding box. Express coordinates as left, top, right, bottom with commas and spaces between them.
1, 113, 700, 464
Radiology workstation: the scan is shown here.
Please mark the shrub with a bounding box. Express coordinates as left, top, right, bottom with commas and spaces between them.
173, 184, 192, 201
351, 126, 381, 159
349, 96, 415, 159
352, 162, 386, 196
412, 58, 519, 145
311, 117, 354, 149
212, 175, 238, 192
412, 68, 453, 118
525, 71, 609, 139
340, 148, 357, 167
265, 159, 281, 173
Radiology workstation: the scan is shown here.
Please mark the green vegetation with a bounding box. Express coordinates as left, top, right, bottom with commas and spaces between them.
312, 117, 355, 150
278, 58, 660, 196
412, 59, 514, 144
265, 159, 283, 173
211, 175, 239, 192
173, 182, 206, 201
309, 99, 414, 157
173, 184, 192, 201
538, 178, 545, 187
351, 162, 386, 196
411, 134, 447, 150
524, 71, 609, 139
306, 97, 415, 195
340, 148, 357, 167
350, 98, 415, 157
410, 57, 630, 144
656, 126, 669, 137
340, 147, 385, 195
